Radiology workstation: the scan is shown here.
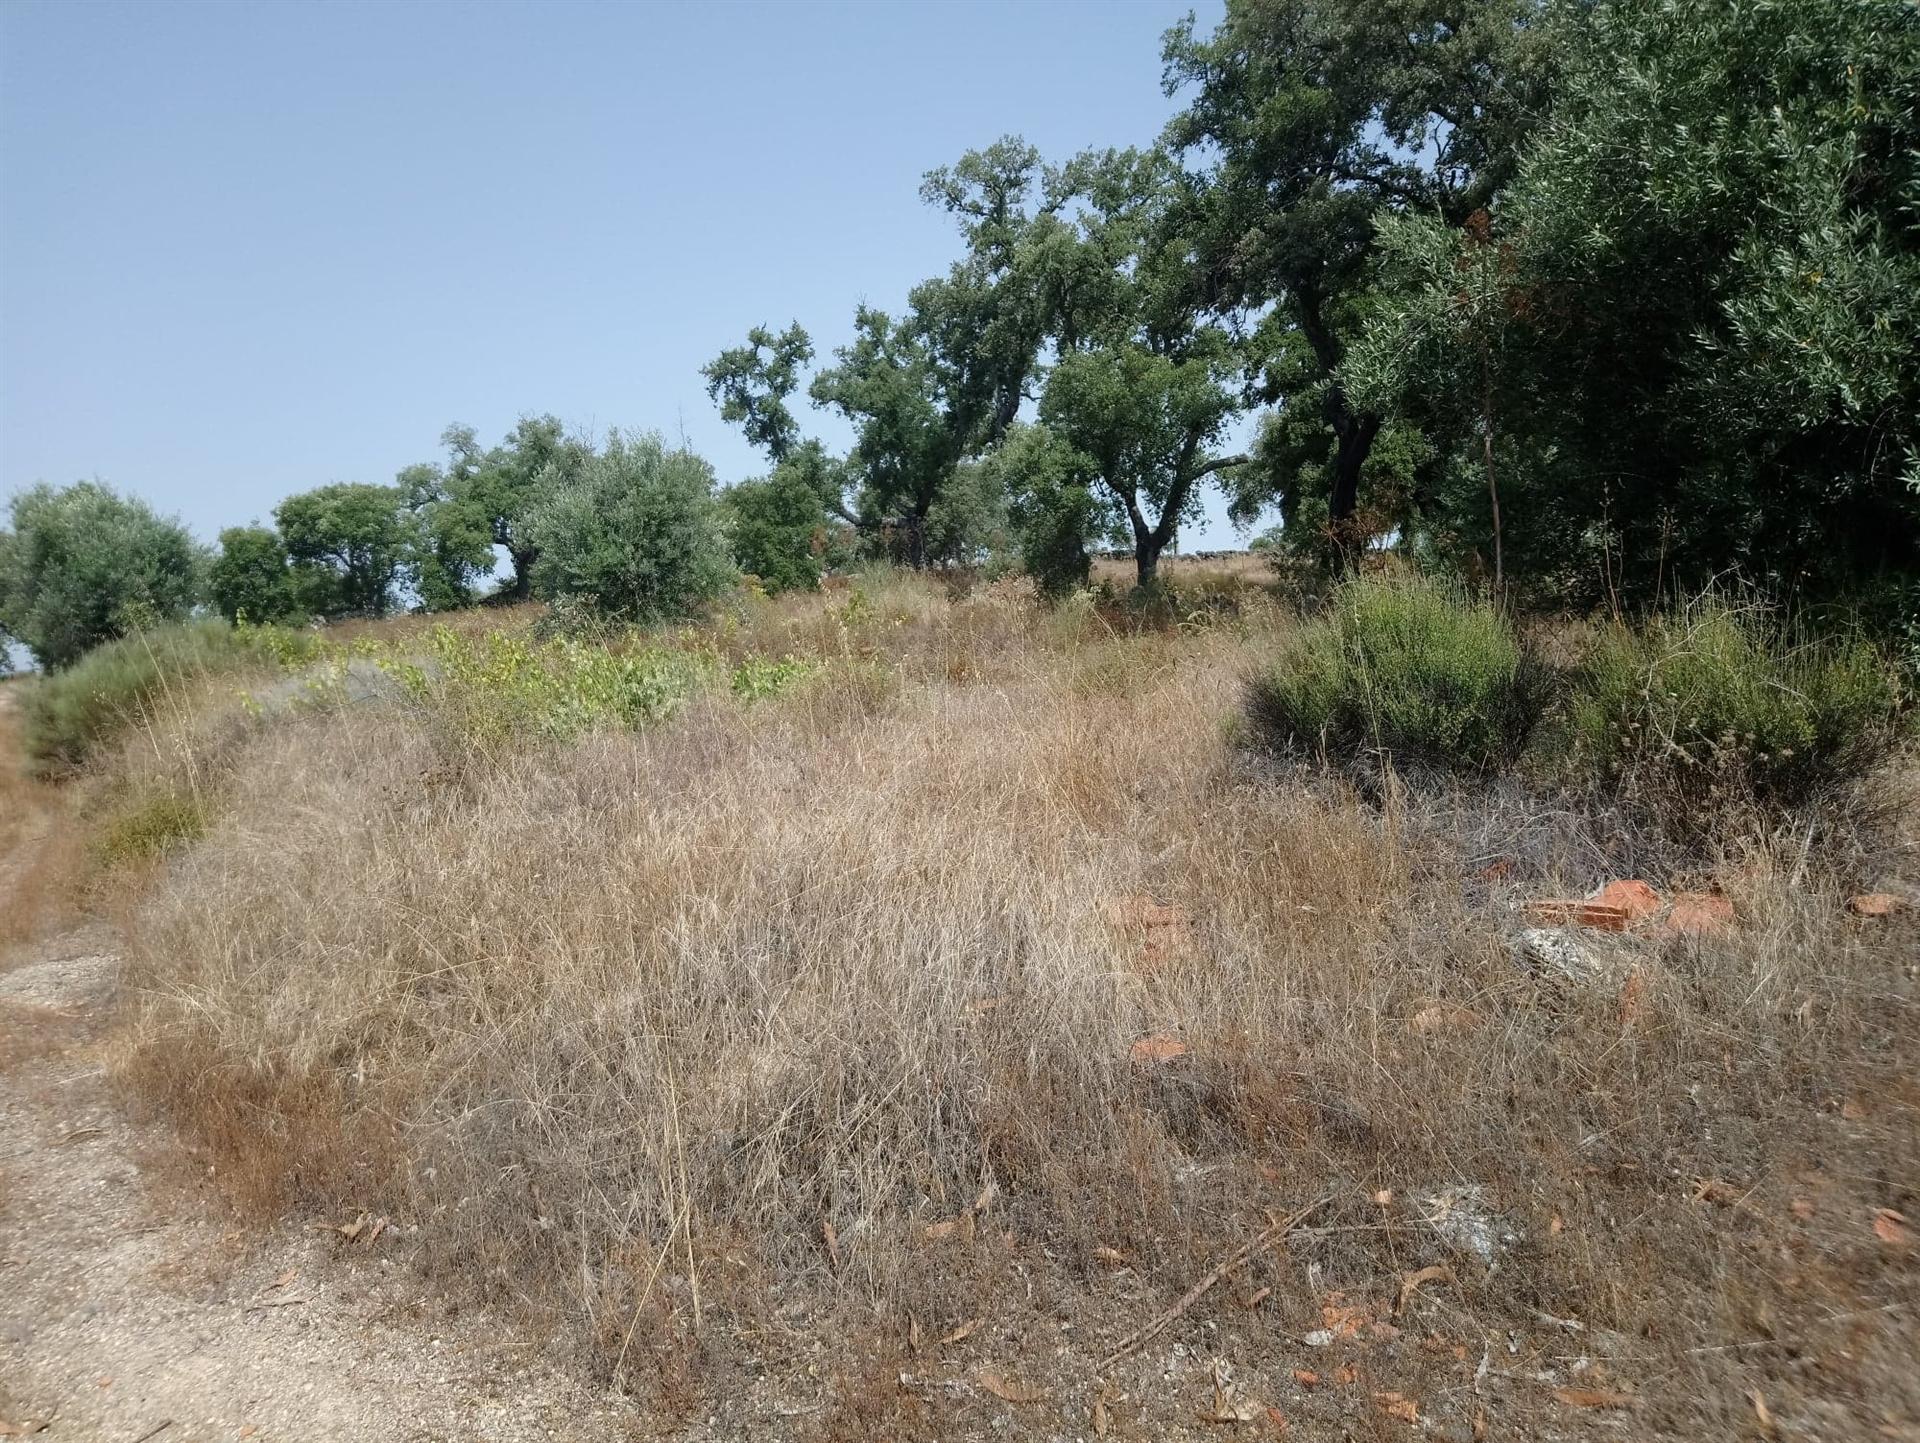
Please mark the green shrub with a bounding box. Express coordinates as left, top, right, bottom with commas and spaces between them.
730, 654, 819, 702
526, 432, 737, 624
1564, 595, 1904, 806
1249, 574, 1541, 772
722, 466, 828, 594
93, 787, 207, 866
20, 620, 310, 773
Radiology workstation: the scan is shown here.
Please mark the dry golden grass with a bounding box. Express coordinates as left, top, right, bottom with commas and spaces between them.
46, 572, 1918, 1437
0, 686, 85, 949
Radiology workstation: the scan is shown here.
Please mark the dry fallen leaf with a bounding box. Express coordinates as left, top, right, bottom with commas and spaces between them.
1264, 1404, 1290, 1434
821, 1218, 840, 1271
1371, 1188, 1394, 1206
1553, 1387, 1633, 1410
1375, 1391, 1419, 1424
238, 1430, 258, 1441
1201, 1362, 1260, 1424
1410, 1002, 1482, 1035
1333, 1363, 1358, 1386
907, 1313, 924, 1355
1790, 1198, 1816, 1222
1872, 1208, 1914, 1249
1292, 1369, 1321, 1389
937, 1317, 981, 1346
1245, 1285, 1273, 1310
972, 1180, 999, 1215
1129, 1034, 1188, 1064
1617, 967, 1649, 1027
1750, 1387, 1776, 1436
1394, 1264, 1455, 1317
1093, 1245, 1130, 1267
978, 1371, 1045, 1404
1690, 1177, 1751, 1208
923, 1214, 975, 1243
1319, 1291, 1375, 1340
1549, 1212, 1565, 1236
1841, 1096, 1869, 1121
1091, 1389, 1110, 1437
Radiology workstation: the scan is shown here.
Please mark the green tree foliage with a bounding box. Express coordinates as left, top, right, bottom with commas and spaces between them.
723, 465, 829, 593
1029, 148, 1247, 590
703, 324, 816, 465
984, 423, 1107, 597
274, 482, 414, 619
526, 432, 736, 623
405, 418, 595, 607
705, 147, 1057, 574
1164, 0, 1554, 564
209, 525, 302, 624
0, 481, 205, 669
705, 327, 854, 587
1350, 0, 1920, 603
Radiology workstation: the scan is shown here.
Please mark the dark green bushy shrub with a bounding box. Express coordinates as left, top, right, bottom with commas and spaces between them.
1564, 596, 1904, 807
1250, 575, 1542, 772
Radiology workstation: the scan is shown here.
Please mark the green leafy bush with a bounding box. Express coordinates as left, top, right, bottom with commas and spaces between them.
1249, 575, 1541, 772
1564, 596, 1904, 806
730, 654, 819, 702
723, 465, 829, 594
21, 620, 309, 773
526, 432, 737, 623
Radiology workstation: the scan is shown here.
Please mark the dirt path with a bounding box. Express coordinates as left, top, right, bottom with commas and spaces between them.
0, 931, 642, 1442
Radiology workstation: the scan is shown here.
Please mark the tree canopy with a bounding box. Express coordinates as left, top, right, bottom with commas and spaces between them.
274, 482, 414, 620
0, 482, 205, 669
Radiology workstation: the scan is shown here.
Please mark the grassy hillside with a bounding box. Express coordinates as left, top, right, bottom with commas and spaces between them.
19, 569, 1917, 1439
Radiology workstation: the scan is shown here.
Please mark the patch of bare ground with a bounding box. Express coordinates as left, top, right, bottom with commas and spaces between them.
8, 572, 1919, 1440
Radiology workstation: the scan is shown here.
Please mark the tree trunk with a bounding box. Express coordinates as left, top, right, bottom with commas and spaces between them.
507, 548, 536, 602
1134, 532, 1162, 590
1326, 407, 1382, 575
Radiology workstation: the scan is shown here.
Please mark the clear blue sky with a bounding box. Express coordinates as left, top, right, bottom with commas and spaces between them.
0, 0, 1250, 559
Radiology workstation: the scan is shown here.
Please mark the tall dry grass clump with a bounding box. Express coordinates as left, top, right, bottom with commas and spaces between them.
105, 574, 1919, 1435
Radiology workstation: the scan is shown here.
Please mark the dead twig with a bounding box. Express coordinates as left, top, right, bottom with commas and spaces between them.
1098, 1195, 1330, 1368
242, 1295, 309, 1314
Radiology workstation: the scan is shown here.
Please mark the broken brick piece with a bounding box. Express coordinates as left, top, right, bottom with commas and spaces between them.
1524, 899, 1634, 931
1667, 890, 1735, 937
1593, 879, 1663, 924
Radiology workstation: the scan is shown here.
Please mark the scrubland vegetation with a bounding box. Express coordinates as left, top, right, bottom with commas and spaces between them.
0, 562, 1905, 1438
4, 0, 1918, 1435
